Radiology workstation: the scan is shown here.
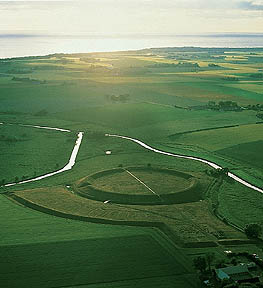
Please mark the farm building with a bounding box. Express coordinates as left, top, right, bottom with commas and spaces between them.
215, 265, 260, 284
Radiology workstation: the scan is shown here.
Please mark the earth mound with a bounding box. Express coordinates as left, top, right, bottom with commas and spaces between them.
75, 167, 200, 205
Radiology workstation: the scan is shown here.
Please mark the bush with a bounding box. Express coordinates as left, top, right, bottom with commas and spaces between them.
244, 223, 262, 239
34, 109, 48, 116
215, 259, 226, 268
193, 256, 207, 273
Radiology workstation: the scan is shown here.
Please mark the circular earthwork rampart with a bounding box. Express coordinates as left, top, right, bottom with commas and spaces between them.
75, 166, 200, 205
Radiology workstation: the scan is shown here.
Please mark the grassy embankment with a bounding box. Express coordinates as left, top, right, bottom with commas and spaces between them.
13, 186, 245, 245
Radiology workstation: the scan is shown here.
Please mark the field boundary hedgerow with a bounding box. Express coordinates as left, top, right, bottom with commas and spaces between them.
169, 121, 263, 140
169, 123, 241, 139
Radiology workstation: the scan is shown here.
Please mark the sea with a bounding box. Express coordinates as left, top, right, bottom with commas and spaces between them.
0, 33, 263, 58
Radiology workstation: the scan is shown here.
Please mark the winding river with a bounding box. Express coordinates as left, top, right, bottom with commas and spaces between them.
107, 134, 263, 194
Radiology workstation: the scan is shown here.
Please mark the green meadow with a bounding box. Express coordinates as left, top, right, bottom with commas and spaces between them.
217, 181, 263, 228
0, 124, 75, 184
1, 47, 263, 287
0, 195, 197, 288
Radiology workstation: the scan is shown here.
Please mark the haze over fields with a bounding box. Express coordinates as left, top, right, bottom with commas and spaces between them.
1, 0, 263, 36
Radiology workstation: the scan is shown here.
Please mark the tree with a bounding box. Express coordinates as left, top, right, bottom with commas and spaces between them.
34, 109, 48, 117
208, 101, 216, 107
245, 223, 262, 239
215, 258, 226, 269
193, 256, 207, 274
206, 253, 215, 272
230, 258, 237, 266
221, 167, 230, 175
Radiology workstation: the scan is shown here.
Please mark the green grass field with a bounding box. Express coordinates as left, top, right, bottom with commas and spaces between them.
13, 186, 246, 244
217, 181, 263, 229
166, 123, 263, 185
123, 169, 191, 194
217, 140, 263, 169
54, 103, 260, 140
1, 236, 190, 287
0, 195, 197, 288
89, 168, 192, 195
0, 124, 75, 185
1, 47, 263, 287
170, 124, 263, 151
90, 169, 153, 195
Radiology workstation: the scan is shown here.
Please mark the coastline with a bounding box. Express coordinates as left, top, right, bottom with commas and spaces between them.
1, 34, 263, 59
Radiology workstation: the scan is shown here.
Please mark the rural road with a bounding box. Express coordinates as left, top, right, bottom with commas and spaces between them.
19, 124, 71, 133
2, 122, 262, 195
2, 123, 83, 187
107, 134, 263, 194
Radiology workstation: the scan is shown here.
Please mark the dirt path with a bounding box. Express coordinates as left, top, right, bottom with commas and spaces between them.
124, 168, 161, 199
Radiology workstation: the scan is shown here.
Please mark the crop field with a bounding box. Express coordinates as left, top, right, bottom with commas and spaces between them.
66, 275, 197, 288
167, 123, 263, 184
54, 103, 260, 140
0, 195, 198, 288
217, 140, 263, 169
217, 181, 263, 229
1, 236, 194, 288
171, 123, 263, 151
225, 83, 263, 94
1, 47, 263, 287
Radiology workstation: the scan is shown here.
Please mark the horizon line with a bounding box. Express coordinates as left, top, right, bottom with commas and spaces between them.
0, 32, 263, 39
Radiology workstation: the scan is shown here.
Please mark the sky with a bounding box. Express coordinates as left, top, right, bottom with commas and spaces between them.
0, 0, 262, 36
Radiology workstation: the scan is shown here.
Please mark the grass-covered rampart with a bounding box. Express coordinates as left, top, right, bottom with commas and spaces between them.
76, 167, 200, 205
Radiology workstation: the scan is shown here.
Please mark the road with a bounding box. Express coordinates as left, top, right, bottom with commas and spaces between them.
2, 123, 83, 187
2, 122, 262, 194
107, 134, 263, 194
